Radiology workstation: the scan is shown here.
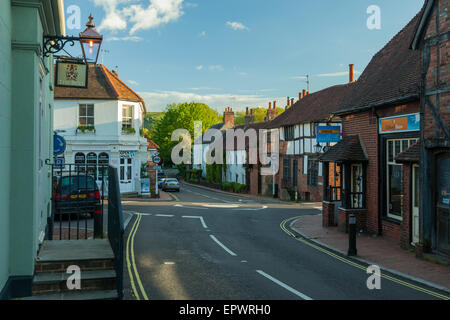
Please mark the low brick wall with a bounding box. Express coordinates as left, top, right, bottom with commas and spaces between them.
322, 201, 336, 227
338, 208, 368, 233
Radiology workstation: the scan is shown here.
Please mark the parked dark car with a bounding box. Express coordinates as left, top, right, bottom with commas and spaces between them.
52, 174, 101, 218
162, 178, 180, 192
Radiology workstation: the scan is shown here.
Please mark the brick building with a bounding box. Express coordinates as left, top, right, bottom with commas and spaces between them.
263, 72, 355, 201
411, 0, 450, 256
320, 11, 423, 249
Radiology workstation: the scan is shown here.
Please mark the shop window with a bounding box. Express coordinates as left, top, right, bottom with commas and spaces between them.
120, 157, 133, 183
386, 138, 418, 220
307, 159, 319, 186
350, 164, 364, 209
98, 153, 109, 180
75, 152, 86, 173
79, 104, 94, 127
87, 152, 97, 180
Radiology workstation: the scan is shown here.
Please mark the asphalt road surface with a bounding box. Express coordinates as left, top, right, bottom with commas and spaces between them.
121, 182, 449, 300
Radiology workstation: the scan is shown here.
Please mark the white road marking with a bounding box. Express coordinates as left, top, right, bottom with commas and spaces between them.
209, 235, 237, 256
174, 204, 209, 210
182, 216, 208, 229
256, 270, 313, 300
164, 262, 175, 265
202, 204, 240, 208
155, 214, 174, 217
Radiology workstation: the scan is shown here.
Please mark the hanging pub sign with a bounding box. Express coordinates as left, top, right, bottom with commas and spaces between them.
316, 126, 341, 143
379, 113, 420, 134
55, 60, 88, 88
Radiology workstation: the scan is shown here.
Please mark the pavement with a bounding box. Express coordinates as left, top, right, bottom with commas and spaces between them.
291, 214, 450, 292
119, 182, 450, 300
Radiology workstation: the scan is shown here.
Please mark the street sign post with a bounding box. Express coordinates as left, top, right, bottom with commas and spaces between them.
152, 155, 162, 165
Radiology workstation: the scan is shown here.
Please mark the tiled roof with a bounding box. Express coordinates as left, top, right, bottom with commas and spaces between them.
335, 11, 423, 115
54, 64, 146, 112
395, 141, 420, 163
146, 138, 160, 150
265, 83, 354, 129
319, 135, 368, 162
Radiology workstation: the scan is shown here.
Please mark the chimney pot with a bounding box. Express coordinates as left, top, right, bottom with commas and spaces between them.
246, 107, 249, 115
291, 98, 294, 105
302, 89, 306, 97
273, 101, 277, 109
299, 92, 302, 100
269, 102, 272, 109
349, 64, 354, 83
287, 97, 290, 106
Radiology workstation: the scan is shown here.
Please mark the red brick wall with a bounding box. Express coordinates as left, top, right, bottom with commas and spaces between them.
338, 208, 367, 233
322, 201, 335, 227
341, 101, 419, 236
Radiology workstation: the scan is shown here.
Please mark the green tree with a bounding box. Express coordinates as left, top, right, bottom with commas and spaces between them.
234, 107, 284, 125
151, 102, 221, 165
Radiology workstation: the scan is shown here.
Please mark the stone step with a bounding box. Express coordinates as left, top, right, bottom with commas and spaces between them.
35, 239, 115, 274
32, 270, 116, 295
22, 290, 118, 300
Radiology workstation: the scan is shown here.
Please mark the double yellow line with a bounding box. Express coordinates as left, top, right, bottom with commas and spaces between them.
126, 213, 149, 300
280, 216, 450, 300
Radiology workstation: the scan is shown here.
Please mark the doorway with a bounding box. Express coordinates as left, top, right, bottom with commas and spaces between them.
412, 165, 420, 245
436, 154, 450, 255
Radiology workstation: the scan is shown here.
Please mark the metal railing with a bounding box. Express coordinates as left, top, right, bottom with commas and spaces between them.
107, 165, 124, 300
48, 163, 107, 240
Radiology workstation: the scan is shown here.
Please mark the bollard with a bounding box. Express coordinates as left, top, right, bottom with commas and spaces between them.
347, 214, 357, 256
94, 205, 103, 239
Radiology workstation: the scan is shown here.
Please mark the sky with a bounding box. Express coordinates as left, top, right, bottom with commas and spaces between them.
63, 0, 425, 113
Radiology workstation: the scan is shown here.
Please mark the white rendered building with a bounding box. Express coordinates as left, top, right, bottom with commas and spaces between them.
54, 64, 148, 194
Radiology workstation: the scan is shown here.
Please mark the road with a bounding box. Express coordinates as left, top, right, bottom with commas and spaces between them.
121, 182, 449, 300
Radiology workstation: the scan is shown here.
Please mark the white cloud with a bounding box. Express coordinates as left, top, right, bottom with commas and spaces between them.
317, 70, 361, 77
128, 80, 139, 85
94, 0, 184, 35
106, 36, 143, 42
226, 21, 249, 31
198, 31, 206, 37
208, 65, 224, 72
195, 65, 203, 70
139, 90, 285, 112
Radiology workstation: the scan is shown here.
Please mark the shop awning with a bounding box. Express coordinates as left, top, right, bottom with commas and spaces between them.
395, 141, 420, 163
319, 135, 368, 162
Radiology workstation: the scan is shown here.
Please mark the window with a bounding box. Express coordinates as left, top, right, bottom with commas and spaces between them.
79, 104, 94, 127
350, 164, 364, 209
122, 105, 134, 130
386, 138, 418, 220
120, 157, 133, 183
283, 159, 291, 183
98, 153, 109, 181
87, 152, 97, 180
284, 125, 294, 141
307, 159, 319, 186
75, 152, 86, 173
293, 160, 298, 187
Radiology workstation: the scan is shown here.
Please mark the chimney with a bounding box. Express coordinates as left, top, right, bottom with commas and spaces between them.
302, 89, 306, 97
287, 97, 290, 107
299, 92, 303, 100
266, 101, 278, 121
245, 107, 254, 126
306, 91, 310, 95
349, 64, 354, 83
269, 102, 272, 109
291, 98, 294, 105
224, 107, 235, 127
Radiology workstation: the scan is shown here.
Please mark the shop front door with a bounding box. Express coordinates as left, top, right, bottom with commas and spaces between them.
412, 165, 420, 245
436, 155, 450, 255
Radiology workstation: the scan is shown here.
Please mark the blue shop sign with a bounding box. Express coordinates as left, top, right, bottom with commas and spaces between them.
316, 126, 341, 143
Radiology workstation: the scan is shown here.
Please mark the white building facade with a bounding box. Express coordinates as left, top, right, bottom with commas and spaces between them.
54, 64, 148, 194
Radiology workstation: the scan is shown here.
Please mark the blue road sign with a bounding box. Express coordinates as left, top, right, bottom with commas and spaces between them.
53, 134, 66, 156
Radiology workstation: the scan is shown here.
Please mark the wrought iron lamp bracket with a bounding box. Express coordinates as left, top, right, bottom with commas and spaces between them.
43, 36, 80, 58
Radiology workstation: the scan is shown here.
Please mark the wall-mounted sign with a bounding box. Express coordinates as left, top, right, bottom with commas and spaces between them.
120, 151, 135, 159
316, 126, 341, 143
53, 134, 66, 156
55, 61, 88, 88
152, 155, 162, 165
379, 113, 420, 134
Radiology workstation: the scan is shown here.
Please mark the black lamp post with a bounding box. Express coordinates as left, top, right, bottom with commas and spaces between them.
314, 143, 322, 153
43, 14, 103, 65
